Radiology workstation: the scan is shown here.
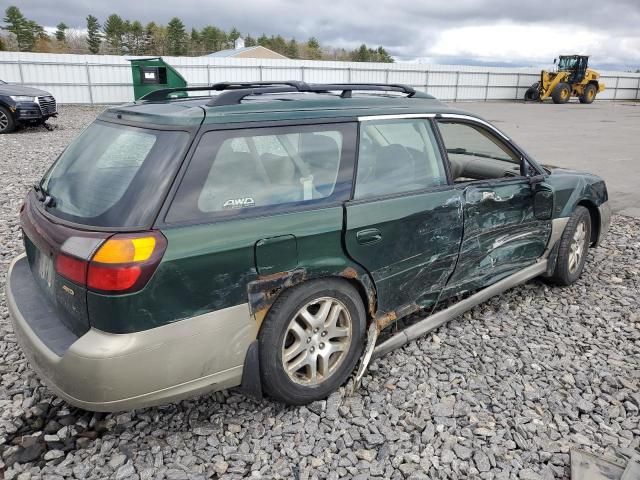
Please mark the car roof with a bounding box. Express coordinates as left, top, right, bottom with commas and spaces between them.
99, 90, 476, 127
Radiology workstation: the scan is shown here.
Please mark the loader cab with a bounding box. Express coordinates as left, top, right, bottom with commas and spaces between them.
557, 55, 589, 83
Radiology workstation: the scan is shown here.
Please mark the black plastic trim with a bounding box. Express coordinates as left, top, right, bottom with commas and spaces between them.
9, 256, 80, 357
238, 340, 263, 400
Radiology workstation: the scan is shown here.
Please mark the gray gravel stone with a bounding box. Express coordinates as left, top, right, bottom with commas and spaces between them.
0, 106, 638, 480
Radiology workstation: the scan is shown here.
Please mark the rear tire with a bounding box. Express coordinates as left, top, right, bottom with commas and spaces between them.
259, 279, 366, 405
0, 106, 16, 134
551, 82, 571, 104
579, 84, 597, 104
548, 206, 592, 286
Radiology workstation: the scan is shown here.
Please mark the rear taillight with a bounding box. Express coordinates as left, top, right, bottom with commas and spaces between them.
55, 254, 86, 285
55, 231, 167, 294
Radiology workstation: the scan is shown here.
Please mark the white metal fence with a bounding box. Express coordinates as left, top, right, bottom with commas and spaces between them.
1, 51, 639, 105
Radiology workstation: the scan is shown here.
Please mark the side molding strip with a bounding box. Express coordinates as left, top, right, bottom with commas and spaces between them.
372, 259, 548, 359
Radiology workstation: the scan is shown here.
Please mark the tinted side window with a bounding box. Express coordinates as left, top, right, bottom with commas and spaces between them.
437, 121, 521, 182
354, 119, 448, 199
166, 123, 356, 223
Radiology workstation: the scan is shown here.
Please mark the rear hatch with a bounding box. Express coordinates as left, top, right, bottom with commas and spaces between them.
21, 119, 192, 336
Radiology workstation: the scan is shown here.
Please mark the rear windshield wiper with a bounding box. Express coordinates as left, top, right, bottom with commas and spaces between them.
446, 148, 511, 162
33, 182, 56, 207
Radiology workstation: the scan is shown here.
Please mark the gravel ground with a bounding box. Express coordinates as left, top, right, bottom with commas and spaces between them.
0, 106, 639, 480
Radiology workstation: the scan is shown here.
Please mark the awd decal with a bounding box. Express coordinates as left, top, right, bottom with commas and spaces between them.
223, 197, 255, 209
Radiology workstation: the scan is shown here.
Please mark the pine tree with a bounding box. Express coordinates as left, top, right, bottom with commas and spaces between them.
257, 34, 269, 47
306, 37, 321, 60
2, 6, 42, 51
244, 34, 256, 47
55, 22, 68, 42
86, 15, 101, 54
166, 17, 187, 55
227, 27, 240, 48
286, 38, 299, 59
189, 28, 201, 55
353, 44, 370, 62
123, 20, 145, 55
201, 26, 225, 53
375, 46, 394, 63
103, 14, 125, 54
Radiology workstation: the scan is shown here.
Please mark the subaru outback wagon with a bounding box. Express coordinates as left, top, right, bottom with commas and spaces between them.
6, 82, 610, 411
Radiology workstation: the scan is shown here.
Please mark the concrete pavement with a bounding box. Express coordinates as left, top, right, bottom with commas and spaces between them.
459, 101, 640, 218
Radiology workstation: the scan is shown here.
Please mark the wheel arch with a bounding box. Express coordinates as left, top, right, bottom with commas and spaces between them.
576, 199, 600, 246
247, 268, 377, 333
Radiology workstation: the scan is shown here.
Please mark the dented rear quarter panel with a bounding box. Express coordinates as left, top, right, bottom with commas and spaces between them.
87, 207, 374, 334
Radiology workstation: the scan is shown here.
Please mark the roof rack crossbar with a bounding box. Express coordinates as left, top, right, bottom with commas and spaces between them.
210, 81, 311, 91
207, 86, 304, 106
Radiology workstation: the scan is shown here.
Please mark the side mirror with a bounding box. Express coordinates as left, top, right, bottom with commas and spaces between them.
553, 58, 557, 64
528, 174, 545, 186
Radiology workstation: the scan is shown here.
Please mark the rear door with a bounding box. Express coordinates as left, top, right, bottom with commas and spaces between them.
149, 122, 358, 331
436, 117, 552, 297
344, 117, 463, 315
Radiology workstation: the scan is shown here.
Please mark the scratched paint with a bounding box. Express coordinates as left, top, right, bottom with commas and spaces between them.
345, 188, 464, 314
83, 167, 607, 335
441, 181, 552, 298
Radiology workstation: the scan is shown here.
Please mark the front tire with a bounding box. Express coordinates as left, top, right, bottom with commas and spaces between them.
551, 82, 571, 104
579, 84, 597, 104
259, 279, 366, 405
548, 206, 592, 285
524, 84, 540, 101
0, 106, 16, 134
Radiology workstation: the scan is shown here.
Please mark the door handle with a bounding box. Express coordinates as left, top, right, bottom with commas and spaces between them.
356, 228, 383, 245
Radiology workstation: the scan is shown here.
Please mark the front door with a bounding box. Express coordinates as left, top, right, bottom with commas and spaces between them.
436, 118, 552, 297
344, 117, 463, 314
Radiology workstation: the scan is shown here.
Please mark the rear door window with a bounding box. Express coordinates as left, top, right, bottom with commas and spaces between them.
166, 123, 357, 223
355, 119, 448, 199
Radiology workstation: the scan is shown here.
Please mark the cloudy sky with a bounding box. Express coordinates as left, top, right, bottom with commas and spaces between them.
18, 0, 640, 69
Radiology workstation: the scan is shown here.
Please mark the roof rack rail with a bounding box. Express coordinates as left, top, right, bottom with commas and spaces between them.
139, 86, 223, 102
206, 82, 417, 106
139, 82, 419, 105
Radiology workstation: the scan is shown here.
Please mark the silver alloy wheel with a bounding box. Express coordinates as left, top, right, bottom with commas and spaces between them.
282, 297, 352, 385
568, 220, 587, 273
0, 110, 8, 131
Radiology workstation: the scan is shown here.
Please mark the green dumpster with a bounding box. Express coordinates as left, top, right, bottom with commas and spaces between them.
128, 57, 188, 101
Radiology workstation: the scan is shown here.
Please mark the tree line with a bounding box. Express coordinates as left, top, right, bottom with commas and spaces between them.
0, 6, 394, 62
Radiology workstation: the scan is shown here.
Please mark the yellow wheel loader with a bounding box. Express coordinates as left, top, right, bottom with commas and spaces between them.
524, 55, 605, 104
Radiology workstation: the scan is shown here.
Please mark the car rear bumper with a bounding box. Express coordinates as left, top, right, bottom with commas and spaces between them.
6, 254, 256, 412
596, 200, 611, 246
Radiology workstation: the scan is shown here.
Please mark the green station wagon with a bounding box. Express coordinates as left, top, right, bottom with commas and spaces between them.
6, 82, 610, 411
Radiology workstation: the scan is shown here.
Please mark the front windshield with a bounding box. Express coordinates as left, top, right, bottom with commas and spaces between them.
558, 57, 577, 70
40, 121, 189, 227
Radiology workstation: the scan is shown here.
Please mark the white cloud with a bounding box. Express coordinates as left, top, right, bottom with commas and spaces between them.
429, 23, 609, 65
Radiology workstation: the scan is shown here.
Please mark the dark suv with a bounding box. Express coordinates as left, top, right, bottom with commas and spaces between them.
6, 82, 610, 411
0, 80, 57, 133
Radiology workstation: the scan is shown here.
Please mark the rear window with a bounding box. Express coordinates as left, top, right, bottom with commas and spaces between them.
40, 121, 189, 227
166, 123, 356, 224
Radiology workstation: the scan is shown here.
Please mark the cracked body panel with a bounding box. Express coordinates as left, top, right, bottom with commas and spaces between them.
345, 189, 464, 317
441, 181, 552, 298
